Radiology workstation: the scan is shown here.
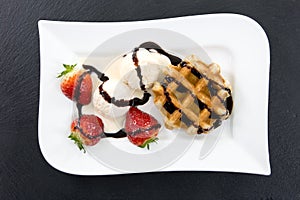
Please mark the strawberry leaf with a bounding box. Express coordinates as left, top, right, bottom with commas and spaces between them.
57, 64, 77, 78
139, 137, 159, 150
68, 133, 86, 153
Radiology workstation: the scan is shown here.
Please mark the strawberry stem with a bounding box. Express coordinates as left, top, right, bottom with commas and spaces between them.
57, 64, 77, 78
68, 132, 86, 153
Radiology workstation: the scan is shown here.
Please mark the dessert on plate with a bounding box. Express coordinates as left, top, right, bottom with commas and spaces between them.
57, 42, 233, 152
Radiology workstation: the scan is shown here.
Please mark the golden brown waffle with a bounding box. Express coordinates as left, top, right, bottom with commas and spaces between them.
152, 55, 233, 134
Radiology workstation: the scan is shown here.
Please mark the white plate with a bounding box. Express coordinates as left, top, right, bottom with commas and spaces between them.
38, 14, 270, 175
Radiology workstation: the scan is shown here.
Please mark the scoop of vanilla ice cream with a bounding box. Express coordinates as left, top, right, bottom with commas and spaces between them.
120, 48, 171, 90
93, 78, 135, 118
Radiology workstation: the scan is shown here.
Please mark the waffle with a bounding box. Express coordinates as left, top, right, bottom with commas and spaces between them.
152, 55, 233, 134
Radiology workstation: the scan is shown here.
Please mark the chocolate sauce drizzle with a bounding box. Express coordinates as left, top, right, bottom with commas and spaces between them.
129, 124, 162, 136
102, 129, 127, 138
74, 105, 127, 139
160, 84, 209, 134
75, 42, 180, 138
74, 71, 90, 102
82, 65, 108, 82
164, 75, 229, 119
180, 61, 203, 80
76, 126, 127, 139
161, 76, 226, 134
180, 61, 230, 91
132, 47, 139, 67
161, 85, 178, 114
98, 83, 151, 107
179, 61, 233, 114
73, 71, 89, 125
139, 42, 182, 65
83, 60, 151, 107
89, 42, 180, 108
132, 47, 147, 92
164, 76, 210, 111
74, 42, 230, 138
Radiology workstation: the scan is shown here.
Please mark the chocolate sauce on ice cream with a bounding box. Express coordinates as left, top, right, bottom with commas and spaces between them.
76, 42, 183, 138
83, 42, 180, 108
83, 64, 151, 107
139, 42, 182, 65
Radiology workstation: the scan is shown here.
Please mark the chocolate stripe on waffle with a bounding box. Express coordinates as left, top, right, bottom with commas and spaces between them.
161, 84, 179, 114
164, 76, 225, 119
181, 112, 219, 134
179, 61, 231, 94
180, 61, 203, 79
176, 62, 233, 115
160, 84, 215, 134
164, 76, 208, 110
165, 76, 208, 111
225, 96, 233, 115
207, 82, 226, 105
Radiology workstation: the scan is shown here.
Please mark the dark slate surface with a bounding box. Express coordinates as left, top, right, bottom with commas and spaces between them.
0, 0, 299, 199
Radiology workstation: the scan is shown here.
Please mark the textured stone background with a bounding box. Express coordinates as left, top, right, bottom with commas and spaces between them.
0, 0, 299, 199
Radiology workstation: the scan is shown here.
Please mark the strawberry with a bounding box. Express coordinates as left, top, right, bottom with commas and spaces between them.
57, 64, 92, 105
125, 107, 161, 149
69, 114, 104, 152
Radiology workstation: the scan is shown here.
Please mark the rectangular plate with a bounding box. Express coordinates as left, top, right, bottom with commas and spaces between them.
38, 14, 270, 175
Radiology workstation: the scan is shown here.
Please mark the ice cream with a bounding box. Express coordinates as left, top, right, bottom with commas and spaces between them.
93, 78, 138, 118
120, 48, 171, 90
92, 44, 175, 119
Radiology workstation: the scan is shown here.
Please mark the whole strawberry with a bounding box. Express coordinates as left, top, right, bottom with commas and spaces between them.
58, 64, 92, 105
69, 114, 104, 152
125, 107, 161, 149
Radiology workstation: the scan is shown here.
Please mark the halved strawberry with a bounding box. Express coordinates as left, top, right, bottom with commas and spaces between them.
125, 107, 161, 149
57, 64, 92, 105
69, 114, 104, 152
